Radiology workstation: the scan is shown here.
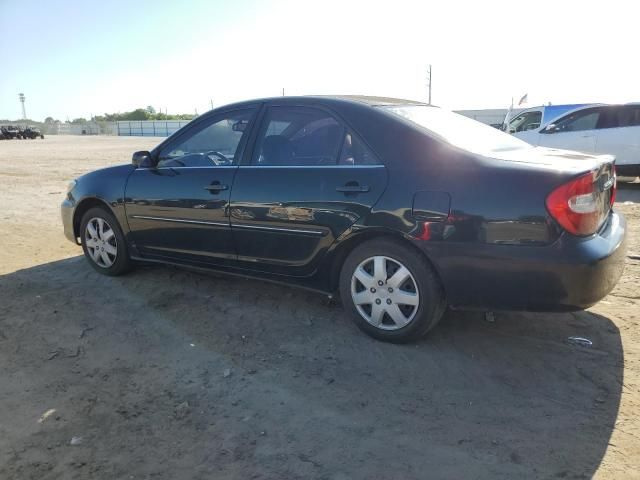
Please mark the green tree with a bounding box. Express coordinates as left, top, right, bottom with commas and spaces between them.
123, 109, 150, 121
70, 108, 196, 123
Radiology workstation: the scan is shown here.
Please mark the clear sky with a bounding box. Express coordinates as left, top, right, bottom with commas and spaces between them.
1, 0, 638, 121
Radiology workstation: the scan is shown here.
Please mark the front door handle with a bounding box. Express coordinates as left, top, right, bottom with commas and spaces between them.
205, 182, 228, 192
336, 184, 370, 193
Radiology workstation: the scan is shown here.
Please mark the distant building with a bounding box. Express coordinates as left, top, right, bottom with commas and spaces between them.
455, 108, 525, 127
55, 122, 116, 135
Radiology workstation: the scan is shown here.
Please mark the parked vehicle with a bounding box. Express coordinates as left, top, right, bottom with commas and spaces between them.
61, 96, 626, 342
0, 125, 22, 139
511, 104, 640, 177
22, 127, 44, 139
505, 104, 591, 134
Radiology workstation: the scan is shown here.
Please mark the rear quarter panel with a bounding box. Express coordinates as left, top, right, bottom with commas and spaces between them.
596, 125, 640, 166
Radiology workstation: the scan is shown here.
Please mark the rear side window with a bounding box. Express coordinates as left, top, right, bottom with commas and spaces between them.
617, 106, 640, 128
588, 106, 640, 129
253, 107, 344, 166
338, 132, 380, 165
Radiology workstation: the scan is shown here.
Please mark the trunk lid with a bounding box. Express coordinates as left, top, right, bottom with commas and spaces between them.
489, 146, 616, 235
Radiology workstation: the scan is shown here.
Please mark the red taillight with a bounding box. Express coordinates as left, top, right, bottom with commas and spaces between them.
417, 222, 432, 240
546, 171, 602, 236
610, 165, 617, 206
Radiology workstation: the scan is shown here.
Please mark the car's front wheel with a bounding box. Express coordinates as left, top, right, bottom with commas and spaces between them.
339, 238, 445, 343
80, 207, 132, 276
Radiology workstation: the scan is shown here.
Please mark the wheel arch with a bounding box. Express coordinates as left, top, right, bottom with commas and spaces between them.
72, 197, 117, 240
326, 228, 446, 300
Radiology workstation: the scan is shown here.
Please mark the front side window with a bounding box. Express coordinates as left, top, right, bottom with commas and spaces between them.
158, 109, 255, 168
548, 109, 602, 133
509, 111, 542, 132
253, 107, 345, 166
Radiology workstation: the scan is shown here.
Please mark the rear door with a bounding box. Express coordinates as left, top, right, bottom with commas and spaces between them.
595, 105, 640, 168
537, 107, 603, 153
229, 105, 387, 277
125, 108, 257, 265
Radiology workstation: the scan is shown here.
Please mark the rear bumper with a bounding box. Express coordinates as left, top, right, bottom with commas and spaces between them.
423, 211, 627, 311
61, 198, 78, 244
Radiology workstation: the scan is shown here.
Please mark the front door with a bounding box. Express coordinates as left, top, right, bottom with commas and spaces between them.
537, 107, 603, 154
125, 108, 257, 265
229, 105, 387, 277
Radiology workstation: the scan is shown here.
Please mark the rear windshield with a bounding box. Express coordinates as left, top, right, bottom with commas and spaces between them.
382, 105, 530, 155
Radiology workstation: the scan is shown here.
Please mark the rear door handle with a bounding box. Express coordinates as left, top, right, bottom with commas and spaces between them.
336, 184, 370, 193
205, 182, 228, 192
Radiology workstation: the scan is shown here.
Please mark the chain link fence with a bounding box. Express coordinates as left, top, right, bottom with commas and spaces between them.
116, 120, 190, 137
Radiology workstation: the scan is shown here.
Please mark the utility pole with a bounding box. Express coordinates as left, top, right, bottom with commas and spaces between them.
19, 93, 26, 119
426, 65, 432, 105
210, 99, 214, 110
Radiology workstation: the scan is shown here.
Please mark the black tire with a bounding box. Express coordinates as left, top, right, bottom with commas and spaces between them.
339, 238, 446, 343
80, 207, 133, 276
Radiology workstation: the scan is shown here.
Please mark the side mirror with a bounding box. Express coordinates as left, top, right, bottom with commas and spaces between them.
132, 150, 153, 168
543, 124, 558, 134
232, 120, 248, 132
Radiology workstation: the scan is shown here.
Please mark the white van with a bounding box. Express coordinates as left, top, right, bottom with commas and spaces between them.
511, 104, 640, 176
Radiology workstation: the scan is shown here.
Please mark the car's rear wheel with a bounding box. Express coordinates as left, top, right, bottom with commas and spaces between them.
80, 207, 132, 276
339, 238, 445, 343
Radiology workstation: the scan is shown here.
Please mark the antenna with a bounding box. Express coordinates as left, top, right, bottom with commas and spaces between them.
426, 65, 432, 105
19, 93, 26, 119
282, 88, 285, 96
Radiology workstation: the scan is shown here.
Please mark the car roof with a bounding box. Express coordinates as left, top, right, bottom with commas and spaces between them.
216, 95, 426, 111
308, 95, 426, 106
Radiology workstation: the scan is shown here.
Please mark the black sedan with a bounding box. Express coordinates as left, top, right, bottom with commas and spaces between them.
61, 96, 627, 342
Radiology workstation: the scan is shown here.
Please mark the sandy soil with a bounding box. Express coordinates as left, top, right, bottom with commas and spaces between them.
0, 135, 639, 479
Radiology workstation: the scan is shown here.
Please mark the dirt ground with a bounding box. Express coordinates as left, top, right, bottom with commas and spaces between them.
0, 135, 638, 479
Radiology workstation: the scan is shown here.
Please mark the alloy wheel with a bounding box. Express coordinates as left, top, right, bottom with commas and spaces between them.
350, 255, 420, 330
85, 217, 118, 268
